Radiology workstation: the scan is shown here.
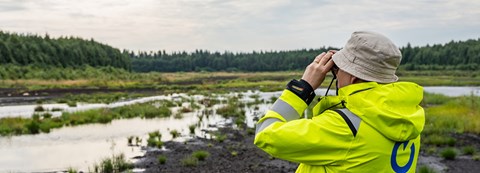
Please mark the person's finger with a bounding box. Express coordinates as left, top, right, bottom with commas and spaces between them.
325, 58, 335, 70
319, 51, 334, 65
313, 52, 326, 63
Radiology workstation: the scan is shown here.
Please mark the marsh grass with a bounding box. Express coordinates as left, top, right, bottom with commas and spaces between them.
418, 165, 437, 173
188, 124, 196, 134
158, 155, 167, 164
440, 148, 457, 160
0, 102, 173, 136
214, 133, 227, 143
463, 146, 476, 155
181, 156, 198, 167
92, 153, 133, 173
424, 94, 480, 135
192, 150, 210, 161
170, 130, 180, 139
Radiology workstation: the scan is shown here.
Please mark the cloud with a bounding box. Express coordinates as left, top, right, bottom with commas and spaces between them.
0, 0, 479, 52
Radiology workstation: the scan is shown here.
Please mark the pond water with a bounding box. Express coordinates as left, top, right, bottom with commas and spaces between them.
0, 86, 478, 172
0, 91, 280, 172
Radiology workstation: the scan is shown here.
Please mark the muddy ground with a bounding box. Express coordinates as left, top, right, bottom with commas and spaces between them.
135, 127, 480, 173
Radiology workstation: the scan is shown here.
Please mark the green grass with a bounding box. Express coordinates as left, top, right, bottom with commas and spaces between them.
158, 155, 167, 164
188, 124, 196, 134
92, 153, 134, 173
170, 130, 180, 139
0, 102, 173, 136
440, 148, 457, 160
418, 165, 437, 173
463, 146, 476, 155
214, 133, 227, 143
181, 156, 198, 167
192, 150, 210, 161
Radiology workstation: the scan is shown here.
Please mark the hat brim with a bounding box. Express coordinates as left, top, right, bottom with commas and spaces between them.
332, 49, 398, 83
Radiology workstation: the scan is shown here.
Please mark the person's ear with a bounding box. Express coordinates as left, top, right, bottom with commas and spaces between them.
350, 76, 358, 84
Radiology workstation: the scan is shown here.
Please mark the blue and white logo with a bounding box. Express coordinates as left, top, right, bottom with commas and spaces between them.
390, 141, 415, 173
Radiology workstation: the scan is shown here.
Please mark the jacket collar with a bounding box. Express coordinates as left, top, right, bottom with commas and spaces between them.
338, 82, 379, 96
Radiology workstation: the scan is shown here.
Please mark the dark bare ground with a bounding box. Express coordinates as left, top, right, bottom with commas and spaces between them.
134, 128, 298, 173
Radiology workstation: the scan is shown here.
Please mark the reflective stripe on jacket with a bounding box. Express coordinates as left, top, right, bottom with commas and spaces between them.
254, 82, 425, 173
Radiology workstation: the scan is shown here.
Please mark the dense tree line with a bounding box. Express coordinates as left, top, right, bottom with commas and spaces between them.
131, 39, 480, 72
401, 39, 480, 70
0, 31, 130, 70
130, 48, 335, 72
1, 30, 479, 73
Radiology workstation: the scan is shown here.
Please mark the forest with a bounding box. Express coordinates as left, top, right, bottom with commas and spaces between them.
1, 30, 479, 74
0, 31, 130, 70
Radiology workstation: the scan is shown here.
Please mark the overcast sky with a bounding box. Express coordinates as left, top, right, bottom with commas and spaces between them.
1, 0, 479, 53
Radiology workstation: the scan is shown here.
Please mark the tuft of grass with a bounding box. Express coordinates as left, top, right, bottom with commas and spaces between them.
91, 153, 133, 173
188, 124, 196, 134
158, 155, 167, 164
34, 105, 45, 112
192, 150, 210, 161
214, 133, 227, 143
246, 128, 255, 135
127, 136, 134, 146
170, 130, 180, 139
440, 148, 457, 160
173, 113, 183, 119
181, 156, 198, 167
463, 146, 476, 155
418, 165, 437, 173
231, 151, 238, 157
426, 147, 437, 155
473, 155, 480, 161
67, 167, 78, 173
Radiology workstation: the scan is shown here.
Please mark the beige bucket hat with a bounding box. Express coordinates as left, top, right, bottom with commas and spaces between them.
332, 31, 402, 83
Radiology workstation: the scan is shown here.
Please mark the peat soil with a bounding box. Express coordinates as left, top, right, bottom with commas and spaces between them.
135, 127, 480, 173
134, 127, 298, 173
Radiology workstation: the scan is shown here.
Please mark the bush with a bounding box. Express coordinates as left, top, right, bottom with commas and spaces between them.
192, 150, 210, 161
440, 148, 457, 160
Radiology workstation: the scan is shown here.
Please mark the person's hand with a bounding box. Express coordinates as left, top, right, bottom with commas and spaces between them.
301, 51, 335, 89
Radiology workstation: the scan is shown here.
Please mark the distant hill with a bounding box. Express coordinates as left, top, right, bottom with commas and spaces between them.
0, 31, 130, 70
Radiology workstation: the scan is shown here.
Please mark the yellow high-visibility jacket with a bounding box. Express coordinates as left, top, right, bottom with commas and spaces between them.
254, 82, 425, 173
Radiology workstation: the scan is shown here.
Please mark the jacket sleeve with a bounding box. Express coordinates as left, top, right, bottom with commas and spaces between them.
254, 90, 354, 165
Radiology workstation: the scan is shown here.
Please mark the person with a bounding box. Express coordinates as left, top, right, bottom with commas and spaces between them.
254, 31, 425, 173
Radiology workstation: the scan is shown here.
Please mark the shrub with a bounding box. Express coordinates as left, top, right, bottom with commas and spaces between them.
192, 150, 210, 161
440, 148, 457, 160
158, 155, 167, 164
